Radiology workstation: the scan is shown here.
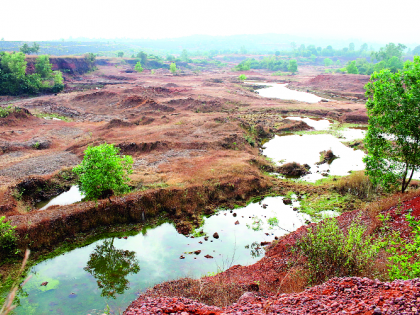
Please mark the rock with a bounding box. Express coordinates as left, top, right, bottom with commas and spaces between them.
204, 254, 213, 259
180, 255, 185, 259
283, 198, 292, 205
262, 204, 268, 209
194, 250, 201, 255
68, 293, 77, 298
213, 232, 219, 239
123, 236, 128, 239
233, 213, 237, 217
293, 207, 298, 211
41, 281, 48, 286
204, 236, 209, 241
261, 241, 270, 246
234, 220, 239, 225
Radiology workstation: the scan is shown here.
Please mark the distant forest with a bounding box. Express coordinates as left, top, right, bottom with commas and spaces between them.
0, 34, 418, 57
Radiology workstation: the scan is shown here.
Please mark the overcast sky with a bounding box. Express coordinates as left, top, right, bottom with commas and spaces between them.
1, 0, 418, 45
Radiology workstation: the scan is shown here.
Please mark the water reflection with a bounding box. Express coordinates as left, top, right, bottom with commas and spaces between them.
84, 238, 140, 299
37, 186, 84, 210
246, 82, 323, 103
16, 196, 309, 314
263, 134, 366, 182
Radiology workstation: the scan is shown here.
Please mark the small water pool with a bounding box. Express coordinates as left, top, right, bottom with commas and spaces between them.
36, 186, 84, 210
16, 196, 308, 314
246, 82, 323, 103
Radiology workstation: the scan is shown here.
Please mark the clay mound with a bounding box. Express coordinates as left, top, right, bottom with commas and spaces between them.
142, 103, 175, 112
186, 100, 226, 113
340, 109, 368, 124
73, 90, 118, 101
0, 108, 34, 126
165, 83, 178, 87
276, 120, 313, 132
119, 95, 149, 109
135, 116, 155, 125
278, 162, 310, 176
103, 119, 133, 129
124, 277, 420, 314
163, 97, 195, 107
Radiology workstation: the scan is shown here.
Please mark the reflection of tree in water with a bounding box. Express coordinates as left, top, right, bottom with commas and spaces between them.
84, 238, 140, 299
245, 241, 263, 258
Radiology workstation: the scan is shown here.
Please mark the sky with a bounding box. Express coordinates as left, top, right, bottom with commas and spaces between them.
1, 0, 419, 45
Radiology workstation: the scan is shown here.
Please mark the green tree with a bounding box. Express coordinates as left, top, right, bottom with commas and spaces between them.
238, 74, 247, 81
349, 42, 355, 51
413, 45, 420, 56
84, 238, 140, 298
324, 58, 333, 67
134, 61, 143, 73
73, 143, 133, 200
136, 51, 147, 65
288, 59, 298, 73
363, 56, 420, 193
19, 42, 40, 55
346, 60, 359, 74
372, 43, 406, 62
170, 62, 177, 74
180, 49, 189, 62
117, 51, 124, 58
35, 55, 53, 79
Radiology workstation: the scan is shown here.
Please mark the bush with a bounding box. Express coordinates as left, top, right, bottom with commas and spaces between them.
297, 215, 379, 284
73, 143, 133, 200
386, 214, 420, 280
0, 216, 17, 258
334, 171, 381, 200
238, 74, 247, 81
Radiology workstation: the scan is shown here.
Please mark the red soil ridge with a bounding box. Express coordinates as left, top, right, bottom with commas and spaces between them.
124, 277, 420, 314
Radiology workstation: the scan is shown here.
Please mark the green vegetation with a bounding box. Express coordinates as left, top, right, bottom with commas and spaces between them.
170, 62, 177, 74
117, 51, 124, 58
385, 213, 420, 280
238, 74, 247, 81
364, 56, 420, 193
346, 60, 359, 74
73, 143, 133, 200
19, 42, 40, 55
297, 215, 379, 284
323, 58, 333, 67
0, 52, 64, 95
288, 59, 298, 73
134, 61, 143, 73
0, 216, 17, 259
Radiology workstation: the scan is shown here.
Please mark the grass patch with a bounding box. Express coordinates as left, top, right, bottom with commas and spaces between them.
299, 192, 353, 220
34, 112, 72, 122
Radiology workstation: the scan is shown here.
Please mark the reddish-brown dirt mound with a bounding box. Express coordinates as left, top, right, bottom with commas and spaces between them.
73, 90, 118, 101
290, 74, 370, 99
124, 277, 420, 314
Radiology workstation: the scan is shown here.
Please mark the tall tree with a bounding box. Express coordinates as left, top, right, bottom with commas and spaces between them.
364, 56, 420, 193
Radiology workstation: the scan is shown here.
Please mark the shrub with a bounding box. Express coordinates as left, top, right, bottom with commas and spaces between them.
238, 74, 247, 81
297, 215, 379, 284
386, 214, 420, 280
0, 216, 17, 258
334, 171, 381, 200
73, 143, 133, 200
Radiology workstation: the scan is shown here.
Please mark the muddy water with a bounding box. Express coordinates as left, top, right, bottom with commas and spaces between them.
15, 196, 309, 314
264, 134, 366, 182
36, 186, 84, 210
247, 82, 323, 103
284, 116, 332, 131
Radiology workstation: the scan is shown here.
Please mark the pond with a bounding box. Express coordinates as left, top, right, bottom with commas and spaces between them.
15, 196, 308, 315
247, 82, 323, 103
263, 133, 366, 182
36, 186, 84, 210
284, 116, 332, 131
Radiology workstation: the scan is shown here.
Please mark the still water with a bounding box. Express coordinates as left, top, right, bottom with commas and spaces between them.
36, 186, 84, 210
16, 196, 308, 315
247, 82, 323, 103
